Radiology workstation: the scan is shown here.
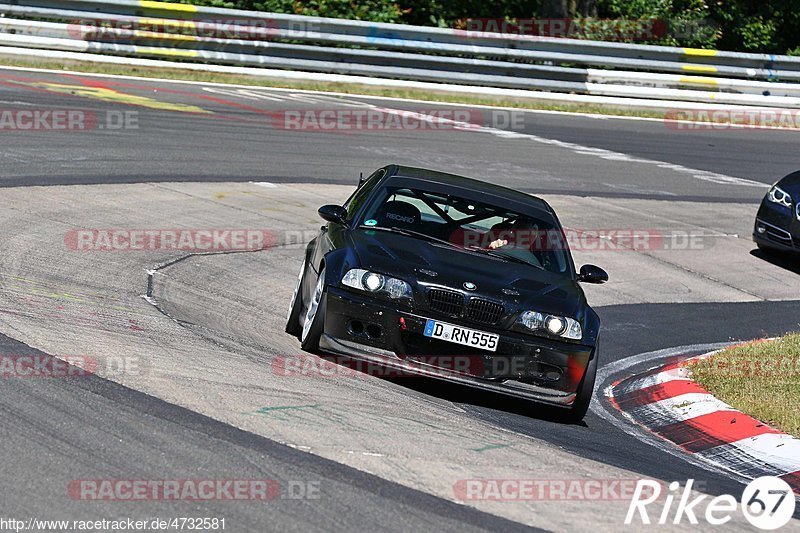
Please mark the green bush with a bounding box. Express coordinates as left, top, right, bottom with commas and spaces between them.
171, 0, 406, 22
707, 0, 800, 54
601, 0, 800, 54
164, 0, 800, 55
398, 0, 540, 28
600, 0, 717, 48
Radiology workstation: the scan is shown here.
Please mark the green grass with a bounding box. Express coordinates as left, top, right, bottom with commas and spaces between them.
689, 334, 800, 437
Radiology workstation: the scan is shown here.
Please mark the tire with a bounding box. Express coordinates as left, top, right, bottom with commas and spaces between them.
285, 260, 306, 337
562, 345, 599, 423
756, 242, 787, 257
300, 267, 327, 353
756, 243, 774, 254
756, 243, 796, 260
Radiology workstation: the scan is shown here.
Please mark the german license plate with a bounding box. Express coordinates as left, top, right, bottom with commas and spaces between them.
423, 319, 499, 352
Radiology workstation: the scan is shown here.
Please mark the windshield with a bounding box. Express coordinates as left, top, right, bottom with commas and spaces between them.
360, 186, 570, 275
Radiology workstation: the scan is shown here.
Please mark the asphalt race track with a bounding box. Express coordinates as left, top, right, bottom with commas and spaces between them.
1, 66, 799, 531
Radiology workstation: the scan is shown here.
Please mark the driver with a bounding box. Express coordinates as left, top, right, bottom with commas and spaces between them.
486, 218, 533, 250
486, 218, 554, 252
486, 221, 512, 250
449, 218, 535, 250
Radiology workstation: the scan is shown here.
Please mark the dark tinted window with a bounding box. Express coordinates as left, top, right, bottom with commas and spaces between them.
361, 186, 569, 274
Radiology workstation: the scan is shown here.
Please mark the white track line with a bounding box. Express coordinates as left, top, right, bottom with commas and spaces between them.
372, 106, 769, 189
0, 63, 780, 189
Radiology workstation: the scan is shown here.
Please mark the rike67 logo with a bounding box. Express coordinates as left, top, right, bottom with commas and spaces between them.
627, 477, 796, 530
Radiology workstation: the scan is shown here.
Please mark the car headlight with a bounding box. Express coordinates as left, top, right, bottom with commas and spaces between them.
362, 272, 384, 292
342, 269, 413, 300
519, 310, 582, 340
767, 185, 793, 209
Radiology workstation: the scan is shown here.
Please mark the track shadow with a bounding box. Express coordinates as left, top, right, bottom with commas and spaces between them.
319, 353, 588, 427
751, 248, 800, 275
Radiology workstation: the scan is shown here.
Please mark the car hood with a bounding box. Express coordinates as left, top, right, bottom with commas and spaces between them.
347, 229, 585, 317
777, 171, 800, 196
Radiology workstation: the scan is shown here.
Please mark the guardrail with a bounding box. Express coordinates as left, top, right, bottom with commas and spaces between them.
2, 0, 800, 109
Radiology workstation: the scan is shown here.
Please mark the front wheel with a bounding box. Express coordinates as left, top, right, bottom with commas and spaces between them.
562, 346, 598, 423
285, 260, 306, 338
756, 242, 774, 254
756, 242, 788, 257
300, 267, 327, 353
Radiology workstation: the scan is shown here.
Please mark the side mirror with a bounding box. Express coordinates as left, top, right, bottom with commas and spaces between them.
578, 264, 608, 284
318, 205, 348, 224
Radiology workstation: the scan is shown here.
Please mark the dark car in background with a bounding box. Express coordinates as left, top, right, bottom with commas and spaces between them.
285, 165, 608, 421
754, 171, 800, 253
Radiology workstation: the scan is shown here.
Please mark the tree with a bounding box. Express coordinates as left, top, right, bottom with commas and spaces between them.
540, 0, 568, 17
572, 0, 597, 17
541, 0, 597, 17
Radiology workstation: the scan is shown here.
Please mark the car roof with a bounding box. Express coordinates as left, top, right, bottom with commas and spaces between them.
384, 165, 553, 214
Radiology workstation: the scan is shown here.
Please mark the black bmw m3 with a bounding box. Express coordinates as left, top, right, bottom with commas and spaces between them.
754, 170, 800, 253
286, 165, 608, 421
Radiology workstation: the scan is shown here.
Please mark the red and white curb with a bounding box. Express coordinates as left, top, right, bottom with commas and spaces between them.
606, 350, 800, 495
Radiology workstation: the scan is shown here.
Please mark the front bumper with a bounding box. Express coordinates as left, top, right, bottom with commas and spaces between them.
753, 210, 800, 253
320, 286, 596, 407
